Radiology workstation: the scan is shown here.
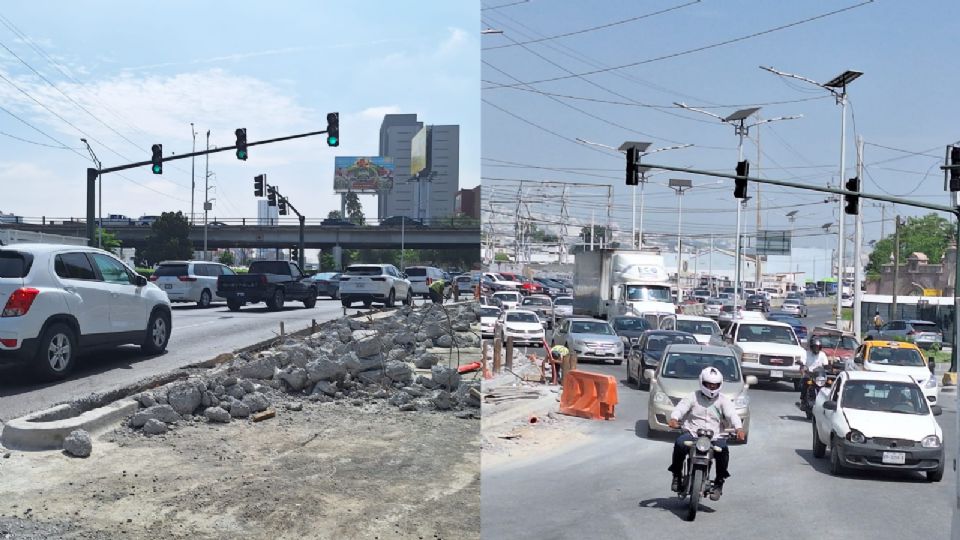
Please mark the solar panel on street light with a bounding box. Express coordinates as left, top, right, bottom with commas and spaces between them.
668, 178, 692, 189
786, 210, 799, 218
823, 70, 863, 89
723, 107, 761, 123
618, 141, 652, 153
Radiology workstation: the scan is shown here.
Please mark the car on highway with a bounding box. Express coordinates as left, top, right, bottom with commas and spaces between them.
703, 298, 724, 319
611, 316, 651, 348
320, 217, 357, 227
0, 244, 172, 379
718, 304, 766, 324
337, 264, 412, 309
492, 291, 522, 310
720, 320, 805, 388
151, 260, 235, 308
781, 298, 808, 318
840, 293, 854, 308
495, 309, 545, 346
811, 370, 944, 481
766, 313, 808, 341
310, 272, 341, 299
479, 295, 503, 308
745, 294, 770, 313
658, 315, 721, 345
628, 330, 699, 389
532, 276, 566, 297
853, 340, 939, 404
480, 306, 501, 338
217, 260, 319, 312
483, 272, 520, 291
405, 266, 446, 299
553, 295, 573, 319
644, 344, 756, 442
520, 294, 554, 328
691, 289, 711, 303
763, 287, 783, 300
379, 215, 423, 228
868, 319, 943, 350
455, 274, 478, 296
137, 215, 160, 227
551, 317, 624, 365
810, 327, 858, 365
516, 276, 544, 296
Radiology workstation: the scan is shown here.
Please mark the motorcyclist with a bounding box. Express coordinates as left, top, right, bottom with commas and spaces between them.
667, 366, 745, 500
798, 336, 828, 405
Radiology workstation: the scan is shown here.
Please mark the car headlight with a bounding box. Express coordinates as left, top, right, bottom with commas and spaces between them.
922, 435, 942, 448
847, 430, 866, 444
741, 353, 759, 362
925, 376, 938, 389
653, 391, 670, 405
734, 394, 750, 408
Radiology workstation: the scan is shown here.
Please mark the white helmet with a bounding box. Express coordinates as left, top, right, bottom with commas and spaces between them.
699, 366, 723, 399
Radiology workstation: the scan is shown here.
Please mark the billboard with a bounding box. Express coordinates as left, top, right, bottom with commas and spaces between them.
410, 127, 427, 176
334, 156, 395, 193
756, 230, 791, 256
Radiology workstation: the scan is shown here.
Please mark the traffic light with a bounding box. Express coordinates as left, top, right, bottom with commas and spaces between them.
278, 198, 288, 215
235, 128, 248, 160
267, 185, 277, 206
734, 160, 749, 199
625, 147, 638, 186
254, 175, 264, 197
151, 144, 162, 174
326, 112, 339, 147
844, 177, 860, 215
290, 247, 299, 261
950, 146, 960, 191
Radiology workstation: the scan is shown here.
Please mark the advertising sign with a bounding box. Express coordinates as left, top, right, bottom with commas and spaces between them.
757, 230, 791, 256
333, 156, 395, 193
410, 127, 427, 176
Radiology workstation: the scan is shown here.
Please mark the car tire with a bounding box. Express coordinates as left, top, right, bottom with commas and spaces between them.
812, 421, 827, 458
303, 290, 317, 309
197, 289, 212, 308
614, 359, 623, 366
639, 359, 650, 390
404, 290, 413, 306
33, 322, 77, 380
626, 360, 636, 384
386, 289, 396, 308
341, 299, 352, 308
363, 300, 372, 309
227, 298, 243, 312
333, 289, 340, 300
267, 289, 285, 311
141, 309, 171, 355
927, 460, 945, 482
829, 436, 846, 476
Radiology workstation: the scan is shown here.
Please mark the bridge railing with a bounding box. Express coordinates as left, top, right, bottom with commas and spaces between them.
1, 216, 481, 229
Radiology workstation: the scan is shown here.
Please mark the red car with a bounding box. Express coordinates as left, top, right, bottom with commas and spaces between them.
499, 272, 543, 295
810, 327, 859, 364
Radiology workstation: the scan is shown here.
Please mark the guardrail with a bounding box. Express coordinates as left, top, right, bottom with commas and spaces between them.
0, 216, 481, 229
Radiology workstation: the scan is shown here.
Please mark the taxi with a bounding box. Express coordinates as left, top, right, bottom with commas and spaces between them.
852, 340, 939, 404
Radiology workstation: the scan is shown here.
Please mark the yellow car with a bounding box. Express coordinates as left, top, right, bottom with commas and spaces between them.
853, 340, 939, 404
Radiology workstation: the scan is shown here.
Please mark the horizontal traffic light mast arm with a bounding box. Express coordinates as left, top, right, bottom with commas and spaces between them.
640, 161, 957, 215
99, 129, 330, 174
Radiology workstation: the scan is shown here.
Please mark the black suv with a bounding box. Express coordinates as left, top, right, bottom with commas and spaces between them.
744, 294, 769, 313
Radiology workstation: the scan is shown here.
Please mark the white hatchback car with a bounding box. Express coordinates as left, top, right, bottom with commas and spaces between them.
495, 309, 545, 346
492, 291, 522, 310
0, 244, 172, 379
480, 306, 501, 337
151, 260, 235, 308
812, 371, 944, 481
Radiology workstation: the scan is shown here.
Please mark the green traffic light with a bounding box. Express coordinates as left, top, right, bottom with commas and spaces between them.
236, 149, 247, 160
327, 136, 338, 146
152, 164, 162, 174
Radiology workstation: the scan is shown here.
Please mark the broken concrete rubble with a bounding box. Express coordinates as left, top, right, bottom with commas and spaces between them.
62, 429, 92, 458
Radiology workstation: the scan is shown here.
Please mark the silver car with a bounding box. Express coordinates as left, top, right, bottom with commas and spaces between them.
646, 344, 757, 442
872, 319, 943, 350
152, 260, 235, 308
553, 296, 573, 319
551, 317, 624, 365
781, 298, 808, 318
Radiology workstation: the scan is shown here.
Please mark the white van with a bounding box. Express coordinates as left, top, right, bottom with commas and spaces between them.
405, 266, 446, 298
151, 260, 236, 308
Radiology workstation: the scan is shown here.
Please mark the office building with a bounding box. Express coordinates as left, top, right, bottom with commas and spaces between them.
455, 186, 481, 219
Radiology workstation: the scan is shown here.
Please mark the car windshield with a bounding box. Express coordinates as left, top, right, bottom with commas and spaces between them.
481, 307, 501, 318
506, 312, 539, 323
625, 285, 671, 302
677, 320, 719, 335
817, 335, 858, 350
494, 293, 520, 302
154, 264, 188, 277
867, 347, 925, 367
613, 318, 649, 331
570, 321, 614, 335
661, 353, 741, 382
345, 266, 384, 276
647, 334, 698, 352
522, 297, 551, 306
707, 299, 723, 306
737, 324, 798, 345
840, 381, 929, 414
313, 272, 338, 280
555, 297, 573, 306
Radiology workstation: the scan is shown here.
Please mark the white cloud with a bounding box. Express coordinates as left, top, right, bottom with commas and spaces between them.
437, 27, 469, 57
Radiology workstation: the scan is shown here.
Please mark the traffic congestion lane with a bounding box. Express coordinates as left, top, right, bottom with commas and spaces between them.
483, 304, 956, 539
0, 297, 430, 422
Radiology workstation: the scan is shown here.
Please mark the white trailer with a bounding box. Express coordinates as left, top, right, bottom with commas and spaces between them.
573, 249, 675, 326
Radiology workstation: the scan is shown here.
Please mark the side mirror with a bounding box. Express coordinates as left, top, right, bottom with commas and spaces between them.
928, 358, 936, 374
931, 405, 943, 416
135, 275, 148, 287
853, 356, 863, 365
823, 400, 837, 411
745, 375, 758, 386
644, 368, 656, 383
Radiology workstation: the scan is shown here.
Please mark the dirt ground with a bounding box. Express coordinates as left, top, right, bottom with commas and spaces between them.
0, 401, 479, 540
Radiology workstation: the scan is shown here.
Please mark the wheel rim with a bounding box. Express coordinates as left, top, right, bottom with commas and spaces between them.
152, 317, 167, 348
201, 291, 210, 306
275, 291, 283, 306
47, 333, 71, 371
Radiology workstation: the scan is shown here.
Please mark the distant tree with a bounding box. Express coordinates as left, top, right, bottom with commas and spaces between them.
327, 210, 343, 220
140, 211, 193, 266
345, 192, 365, 225
494, 252, 510, 262
867, 213, 954, 274
579, 225, 610, 245
96, 227, 121, 254
218, 251, 235, 266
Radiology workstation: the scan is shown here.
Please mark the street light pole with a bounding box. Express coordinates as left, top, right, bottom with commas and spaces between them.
669, 179, 693, 302
854, 136, 864, 339
204, 130, 210, 261
191, 123, 196, 226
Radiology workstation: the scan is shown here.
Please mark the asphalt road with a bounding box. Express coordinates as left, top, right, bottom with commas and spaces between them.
0, 296, 429, 422
482, 305, 958, 539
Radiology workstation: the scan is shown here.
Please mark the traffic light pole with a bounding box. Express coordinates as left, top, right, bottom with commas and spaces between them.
84, 127, 331, 246
268, 184, 306, 270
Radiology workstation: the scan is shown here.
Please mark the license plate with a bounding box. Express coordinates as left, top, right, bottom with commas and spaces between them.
236, 292, 245, 298
770, 370, 783, 378
355, 283, 366, 288
882, 452, 905, 465
164, 284, 172, 290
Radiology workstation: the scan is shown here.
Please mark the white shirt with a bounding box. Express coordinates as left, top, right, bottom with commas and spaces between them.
802, 350, 828, 373
670, 391, 743, 438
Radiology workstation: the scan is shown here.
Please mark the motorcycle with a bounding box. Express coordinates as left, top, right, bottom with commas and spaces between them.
674, 428, 732, 521
797, 364, 840, 419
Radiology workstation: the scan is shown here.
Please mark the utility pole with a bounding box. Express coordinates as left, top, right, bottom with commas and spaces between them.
892, 215, 901, 320
854, 136, 864, 338
80, 139, 101, 248
755, 115, 763, 288
590, 210, 595, 251
203, 130, 210, 261
560, 185, 569, 263
190, 123, 196, 225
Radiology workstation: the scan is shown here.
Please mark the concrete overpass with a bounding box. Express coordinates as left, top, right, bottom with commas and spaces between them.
0, 223, 479, 250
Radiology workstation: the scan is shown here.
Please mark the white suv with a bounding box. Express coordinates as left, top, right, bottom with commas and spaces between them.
405, 266, 446, 298
339, 264, 413, 308
719, 320, 805, 387
151, 260, 236, 308
0, 244, 172, 379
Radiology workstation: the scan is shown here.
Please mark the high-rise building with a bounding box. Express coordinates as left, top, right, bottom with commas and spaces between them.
378, 114, 460, 222
256, 200, 279, 259
455, 186, 481, 219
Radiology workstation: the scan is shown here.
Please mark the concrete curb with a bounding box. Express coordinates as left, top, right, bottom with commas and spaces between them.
1, 399, 139, 451
481, 387, 559, 434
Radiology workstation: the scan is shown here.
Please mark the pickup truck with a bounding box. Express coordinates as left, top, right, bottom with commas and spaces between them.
217, 260, 318, 312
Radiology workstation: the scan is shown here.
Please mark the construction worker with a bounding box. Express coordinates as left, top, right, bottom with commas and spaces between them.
550, 344, 570, 384
429, 278, 447, 304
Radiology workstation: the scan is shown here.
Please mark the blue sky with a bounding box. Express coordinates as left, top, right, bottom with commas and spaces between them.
481, 0, 959, 253
0, 1, 478, 221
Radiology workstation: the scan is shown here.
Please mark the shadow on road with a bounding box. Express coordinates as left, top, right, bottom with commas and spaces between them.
793, 448, 930, 483
778, 414, 810, 422
751, 380, 796, 393
638, 496, 715, 520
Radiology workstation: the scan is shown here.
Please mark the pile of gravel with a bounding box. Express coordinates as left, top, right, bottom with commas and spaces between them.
125, 303, 482, 434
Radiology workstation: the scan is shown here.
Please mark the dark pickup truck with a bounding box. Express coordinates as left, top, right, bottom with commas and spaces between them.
217, 260, 318, 312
